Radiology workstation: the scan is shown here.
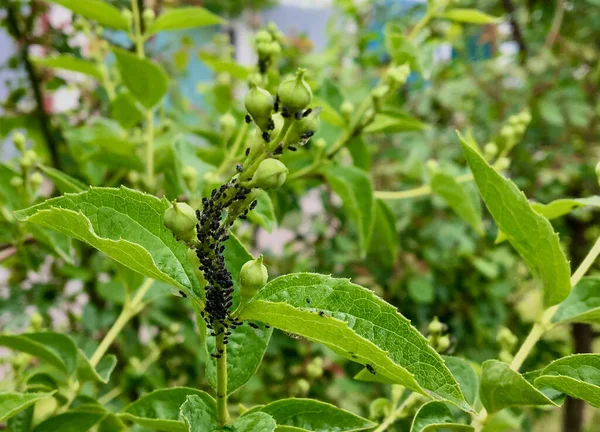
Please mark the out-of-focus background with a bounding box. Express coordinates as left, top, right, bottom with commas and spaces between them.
1, 0, 600, 431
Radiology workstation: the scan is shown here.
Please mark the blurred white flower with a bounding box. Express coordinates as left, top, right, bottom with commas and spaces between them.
51, 86, 81, 113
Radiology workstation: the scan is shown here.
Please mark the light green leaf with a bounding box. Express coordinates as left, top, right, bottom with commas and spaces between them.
347, 137, 371, 171
323, 165, 375, 256
98, 414, 127, 432
353, 367, 396, 384
113, 48, 168, 109
38, 165, 86, 193
146, 7, 222, 36
0, 163, 23, 210
120, 387, 214, 431
77, 351, 117, 384
384, 23, 421, 72
312, 96, 346, 128
32, 408, 105, 432
363, 114, 426, 134
411, 401, 474, 432
443, 356, 478, 407
255, 398, 375, 432
247, 190, 276, 232
25, 373, 58, 393
0, 332, 77, 375
180, 394, 218, 432
14, 187, 203, 301
368, 199, 398, 267
110, 91, 144, 129
82, 138, 144, 172
552, 277, 600, 324
239, 274, 471, 411
230, 412, 277, 432
534, 354, 600, 408
431, 171, 483, 235
460, 136, 571, 307
440, 9, 501, 24
479, 360, 557, 413
206, 235, 272, 394
28, 224, 74, 264
496, 196, 600, 243
198, 52, 250, 81
0, 392, 55, 423
48, 0, 129, 30
33, 55, 101, 79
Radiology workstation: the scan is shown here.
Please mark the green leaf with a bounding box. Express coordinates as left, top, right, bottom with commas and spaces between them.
32, 408, 105, 432
312, 96, 345, 128
6, 404, 34, 432
239, 274, 470, 411
443, 356, 478, 407
113, 48, 168, 109
110, 91, 144, 129
82, 138, 144, 172
27, 224, 74, 264
206, 235, 273, 394
534, 354, 600, 408
323, 165, 375, 256
411, 401, 474, 432
180, 394, 218, 432
363, 114, 426, 134
48, 0, 129, 30
552, 277, 600, 324
120, 387, 214, 431
33, 55, 101, 79
38, 165, 86, 193
198, 52, 250, 81
230, 412, 277, 432
431, 171, 483, 235
0, 392, 55, 423
163, 136, 213, 199
384, 23, 421, 72
77, 351, 117, 384
98, 414, 128, 432
0, 163, 23, 210
146, 7, 222, 36
14, 187, 203, 301
460, 136, 571, 307
368, 199, 398, 267
440, 9, 501, 24
0, 332, 77, 375
254, 398, 375, 432
479, 360, 556, 413
496, 196, 600, 243
247, 190, 276, 232
347, 137, 371, 171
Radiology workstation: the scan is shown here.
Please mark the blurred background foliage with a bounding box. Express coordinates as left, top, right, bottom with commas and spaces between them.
1, 0, 600, 431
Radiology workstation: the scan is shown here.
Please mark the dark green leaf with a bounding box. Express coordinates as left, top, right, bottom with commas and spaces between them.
120, 387, 214, 431
479, 360, 556, 413
77, 351, 117, 384
460, 136, 571, 307
239, 274, 470, 411
6, 404, 34, 432
411, 401, 473, 432
14, 187, 203, 301
38, 165, 86, 193
230, 412, 277, 431
27, 224, 74, 264
323, 164, 374, 256
113, 48, 168, 109
32, 408, 105, 432
552, 277, 600, 324
443, 356, 478, 407
47, 0, 129, 30
0, 332, 77, 375
146, 7, 222, 36
180, 394, 218, 432
368, 199, 398, 267
110, 92, 144, 129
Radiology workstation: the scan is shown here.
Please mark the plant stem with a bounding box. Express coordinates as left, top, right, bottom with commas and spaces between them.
89, 278, 154, 367
215, 122, 248, 178
215, 330, 230, 426
472, 235, 600, 430
145, 109, 155, 189
131, 0, 145, 58
408, 10, 431, 40
375, 174, 473, 200
373, 393, 420, 432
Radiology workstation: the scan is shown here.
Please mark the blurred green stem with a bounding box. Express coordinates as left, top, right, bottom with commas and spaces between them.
89, 278, 154, 368
375, 174, 473, 200
216, 330, 230, 426
373, 392, 420, 432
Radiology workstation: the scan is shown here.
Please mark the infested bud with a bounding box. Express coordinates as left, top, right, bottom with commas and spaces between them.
244, 82, 274, 131
13, 132, 26, 151
251, 158, 288, 189
277, 68, 312, 118
240, 255, 268, 304
285, 107, 321, 146
164, 201, 197, 241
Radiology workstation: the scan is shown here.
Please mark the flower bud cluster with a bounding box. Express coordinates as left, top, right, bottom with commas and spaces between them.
496, 326, 518, 363
427, 316, 451, 353
254, 23, 283, 74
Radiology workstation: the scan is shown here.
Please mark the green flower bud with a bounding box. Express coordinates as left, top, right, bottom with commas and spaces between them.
164, 201, 197, 241
291, 378, 310, 397
20, 149, 37, 168
513, 123, 526, 135
496, 327, 518, 349
285, 107, 321, 146
182, 165, 198, 192
256, 41, 271, 57
142, 8, 155, 25
386, 64, 410, 85
244, 82, 274, 131
428, 316, 443, 335
31, 172, 43, 189
340, 100, 354, 117
240, 255, 268, 304
508, 115, 520, 125
13, 132, 26, 151
500, 125, 514, 138
425, 159, 438, 174
369, 398, 392, 420
484, 142, 498, 159
306, 357, 323, 379
30, 312, 43, 330
255, 30, 272, 44
219, 112, 237, 136
251, 158, 288, 189
518, 110, 532, 124
121, 9, 133, 26
499, 349, 513, 364
266, 41, 281, 56
10, 176, 23, 188
277, 68, 312, 117
437, 335, 451, 352
496, 157, 510, 171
